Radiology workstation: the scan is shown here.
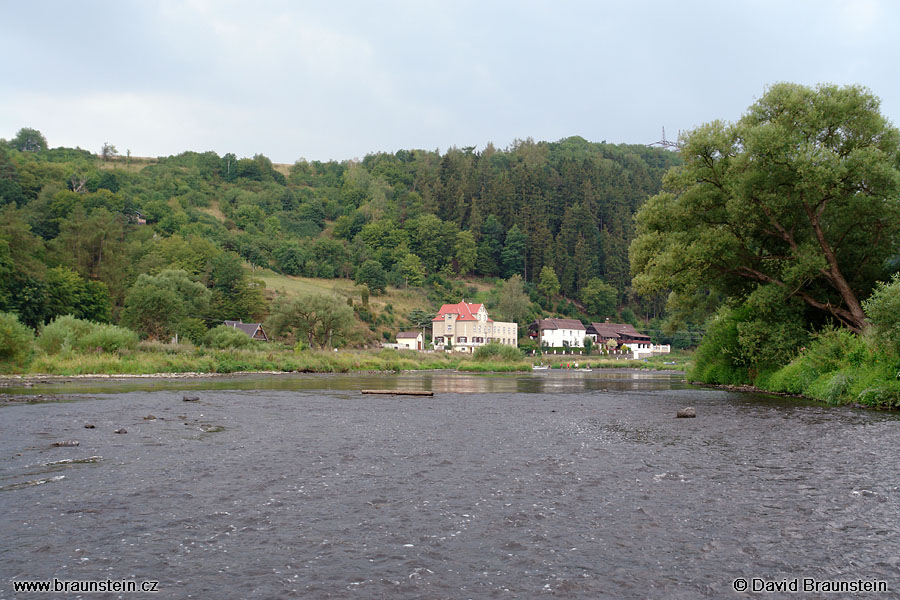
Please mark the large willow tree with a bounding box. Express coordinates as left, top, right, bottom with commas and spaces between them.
631, 83, 900, 333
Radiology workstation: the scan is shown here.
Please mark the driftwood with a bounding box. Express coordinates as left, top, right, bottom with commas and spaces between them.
361, 389, 433, 396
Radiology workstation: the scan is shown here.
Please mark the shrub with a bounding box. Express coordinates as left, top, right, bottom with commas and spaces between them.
38, 315, 138, 354
0, 312, 34, 367
80, 323, 139, 353
37, 315, 94, 354
823, 373, 852, 405
863, 274, 900, 357
856, 384, 900, 409
203, 325, 255, 349
473, 342, 523, 362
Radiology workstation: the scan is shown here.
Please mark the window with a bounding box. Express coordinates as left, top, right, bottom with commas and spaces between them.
434, 337, 444, 344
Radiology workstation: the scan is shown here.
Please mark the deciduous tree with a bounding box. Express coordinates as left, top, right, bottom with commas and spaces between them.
537, 266, 560, 305
631, 83, 900, 333
265, 294, 354, 349
497, 274, 530, 325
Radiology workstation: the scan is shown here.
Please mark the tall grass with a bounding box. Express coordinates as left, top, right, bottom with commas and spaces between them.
743, 327, 900, 409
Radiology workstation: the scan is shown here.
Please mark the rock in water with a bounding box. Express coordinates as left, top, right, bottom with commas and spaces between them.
676, 407, 696, 418
52, 440, 80, 447
114, 428, 127, 434
183, 395, 200, 402
84, 424, 95, 429
143, 414, 156, 420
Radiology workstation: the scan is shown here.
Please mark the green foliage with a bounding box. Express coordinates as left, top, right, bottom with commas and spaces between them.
121, 269, 211, 341
759, 326, 900, 408
203, 325, 255, 349
265, 294, 355, 349
398, 253, 426, 287
37, 315, 137, 355
689, 291, 811, 385
45, 266, 112, 323
80, 323, 140, 353
688, 307, 750, 385
12, 128, 48, 153
36, 315, 93, 354
0, 311, 34, 367
497, 274, 530, 324
360, 285, 370, 307
538, 266, 560, 303
501, 224, 527, 278
355, 260, 387, 294
581, 277, 617, 316
632, 83, 900, 334
473, 342, 523, 361
864, 273, 900, 357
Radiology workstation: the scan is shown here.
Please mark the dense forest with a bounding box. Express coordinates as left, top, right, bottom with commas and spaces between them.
0, 127, 683, 345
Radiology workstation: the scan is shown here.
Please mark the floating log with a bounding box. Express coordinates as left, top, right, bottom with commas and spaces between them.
361, 389, 433, 396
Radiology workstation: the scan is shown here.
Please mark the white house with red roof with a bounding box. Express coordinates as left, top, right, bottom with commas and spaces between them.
431, 301, 518, 352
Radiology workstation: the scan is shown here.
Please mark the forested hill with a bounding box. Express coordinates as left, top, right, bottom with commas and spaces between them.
0, 129, 679, 332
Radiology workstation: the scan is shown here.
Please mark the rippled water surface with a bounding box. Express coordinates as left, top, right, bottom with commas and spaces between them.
2, 371, 899, 599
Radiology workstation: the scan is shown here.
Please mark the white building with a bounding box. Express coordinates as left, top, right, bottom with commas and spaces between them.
528, 318, 587, 348
396, 331, 424, 351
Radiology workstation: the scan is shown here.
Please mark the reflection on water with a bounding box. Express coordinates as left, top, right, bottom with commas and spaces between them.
2, 369, 688, 397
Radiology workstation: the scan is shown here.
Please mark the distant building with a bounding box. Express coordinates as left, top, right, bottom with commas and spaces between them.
431, 302, 518, 352
223, 320, 269, 341
528, 318, 587, 348
396, 331, 424, 351
586, 321, 669, 357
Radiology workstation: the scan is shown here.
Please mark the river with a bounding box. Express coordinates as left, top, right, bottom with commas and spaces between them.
1, 370, 898, 599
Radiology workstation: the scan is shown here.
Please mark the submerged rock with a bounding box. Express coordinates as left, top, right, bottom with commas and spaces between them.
51, 440, 80, 447
676, 407, 696, 418
183, 395, 200, 402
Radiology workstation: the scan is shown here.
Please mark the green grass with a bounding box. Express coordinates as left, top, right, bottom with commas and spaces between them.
12, 343, 536, 377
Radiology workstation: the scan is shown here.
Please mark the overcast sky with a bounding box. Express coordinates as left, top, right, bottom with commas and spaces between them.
2, 0, 898, 163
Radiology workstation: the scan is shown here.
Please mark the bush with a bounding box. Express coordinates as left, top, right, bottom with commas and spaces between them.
864, 273, 900, 357
473, 342, 523, 362
0, 312, 34, 367
80, 323, 139, 353
36, 315, 94, 354
203, 325, 255, 349
38, 315, 137, 354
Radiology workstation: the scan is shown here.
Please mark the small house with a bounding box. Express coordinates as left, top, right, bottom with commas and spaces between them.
223, 320, 269, 341
396, 331, 424, 351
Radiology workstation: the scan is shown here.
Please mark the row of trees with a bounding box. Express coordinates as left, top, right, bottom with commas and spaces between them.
0, 124, 679, 348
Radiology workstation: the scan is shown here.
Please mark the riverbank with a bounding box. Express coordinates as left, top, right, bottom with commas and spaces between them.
0, 344, 690, 379
690, 328, 900, 410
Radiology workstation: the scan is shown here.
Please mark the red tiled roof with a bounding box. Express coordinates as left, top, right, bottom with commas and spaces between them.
432, 302, 486, 322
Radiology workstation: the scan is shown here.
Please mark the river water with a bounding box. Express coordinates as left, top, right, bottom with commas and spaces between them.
1, 370, 899, 599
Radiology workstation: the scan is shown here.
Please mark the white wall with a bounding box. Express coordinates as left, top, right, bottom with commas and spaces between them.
541, 328, 585, 347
